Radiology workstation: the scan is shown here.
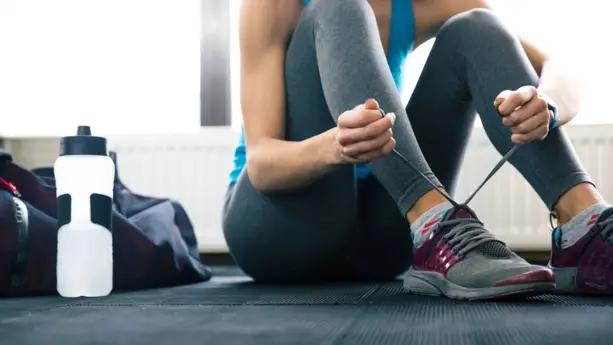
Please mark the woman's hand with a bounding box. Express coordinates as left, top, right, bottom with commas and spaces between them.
334, 98, 396, 163
495, 86, 553, 145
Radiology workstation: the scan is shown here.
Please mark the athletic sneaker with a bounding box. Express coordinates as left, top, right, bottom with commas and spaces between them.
548, 207, 613, 295
404, 205, 556, 300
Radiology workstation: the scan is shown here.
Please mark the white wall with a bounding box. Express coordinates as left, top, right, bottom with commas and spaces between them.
399, 0, 611, 124
0, 0, 201, 137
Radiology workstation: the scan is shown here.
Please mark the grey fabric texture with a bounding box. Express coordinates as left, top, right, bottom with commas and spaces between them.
449, 252, 542, 288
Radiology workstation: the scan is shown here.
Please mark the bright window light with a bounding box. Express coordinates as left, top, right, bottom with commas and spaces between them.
0, 0, 201, 137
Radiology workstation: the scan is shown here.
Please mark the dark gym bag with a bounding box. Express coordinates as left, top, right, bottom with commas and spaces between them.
0, 149, 212, 297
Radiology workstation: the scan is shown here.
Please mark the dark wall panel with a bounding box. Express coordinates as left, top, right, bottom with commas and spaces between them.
200, 0, 231, 126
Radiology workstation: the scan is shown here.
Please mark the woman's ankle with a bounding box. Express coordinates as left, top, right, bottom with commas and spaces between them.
407, 189, 451, 223
554, 183, 607, 225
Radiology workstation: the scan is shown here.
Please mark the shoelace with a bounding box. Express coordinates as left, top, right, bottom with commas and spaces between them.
380, 108, 518, 256
439, 218, 505, 257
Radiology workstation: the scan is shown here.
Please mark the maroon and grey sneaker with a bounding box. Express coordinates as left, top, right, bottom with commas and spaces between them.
404, 205, 555, 300
548, 207, 613, 294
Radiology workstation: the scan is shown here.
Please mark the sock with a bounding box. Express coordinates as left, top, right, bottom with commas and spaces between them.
558, 203, 611, 248
410, 201, 454, 248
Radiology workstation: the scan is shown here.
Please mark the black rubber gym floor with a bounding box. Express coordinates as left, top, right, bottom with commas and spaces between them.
2, 266, 613, 345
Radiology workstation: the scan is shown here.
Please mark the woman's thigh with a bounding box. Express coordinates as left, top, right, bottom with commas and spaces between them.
223, 166, 359, 283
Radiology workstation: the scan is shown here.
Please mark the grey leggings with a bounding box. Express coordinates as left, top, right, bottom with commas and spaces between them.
223, 0, 592, 283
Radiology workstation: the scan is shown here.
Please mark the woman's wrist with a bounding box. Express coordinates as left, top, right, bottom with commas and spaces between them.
306, 128, 345, 167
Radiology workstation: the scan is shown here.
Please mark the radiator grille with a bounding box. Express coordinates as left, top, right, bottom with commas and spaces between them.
4, 125, 612, 252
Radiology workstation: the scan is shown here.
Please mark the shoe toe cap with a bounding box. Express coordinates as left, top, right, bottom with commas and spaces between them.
492, 267, 555, 287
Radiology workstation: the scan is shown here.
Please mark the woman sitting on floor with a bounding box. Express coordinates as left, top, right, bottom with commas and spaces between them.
223, 0, 613, 299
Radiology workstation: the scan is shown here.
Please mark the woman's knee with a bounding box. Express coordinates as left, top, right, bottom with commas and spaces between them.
437, 9, 515, 50
306, 0, 375, 26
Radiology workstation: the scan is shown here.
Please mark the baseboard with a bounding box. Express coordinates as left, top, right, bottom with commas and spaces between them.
200, 253, 236, 266
199, 251, 553, 269
515, 250, 551, 266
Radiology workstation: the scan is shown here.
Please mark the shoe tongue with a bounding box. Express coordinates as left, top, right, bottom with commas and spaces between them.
473, 241, 514, 259
447, 205, 477, 220
446, 205, 514, 259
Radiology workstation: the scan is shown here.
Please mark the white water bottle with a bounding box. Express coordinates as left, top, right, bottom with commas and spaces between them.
55, 126, 115, 297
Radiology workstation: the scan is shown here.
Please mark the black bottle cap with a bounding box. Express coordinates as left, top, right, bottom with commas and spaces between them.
59, 125, 107, 156
77, 126, 91, 136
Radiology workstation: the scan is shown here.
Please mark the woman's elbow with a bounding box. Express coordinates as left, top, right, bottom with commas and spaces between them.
246, 150, 273, 193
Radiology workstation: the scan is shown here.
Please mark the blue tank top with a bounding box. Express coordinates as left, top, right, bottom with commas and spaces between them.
229, 0, 415, 185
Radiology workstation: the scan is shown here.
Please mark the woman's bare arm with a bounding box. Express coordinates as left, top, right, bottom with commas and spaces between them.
240, 0, 341, 193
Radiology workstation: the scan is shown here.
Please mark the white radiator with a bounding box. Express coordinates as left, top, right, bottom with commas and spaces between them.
3, 125, 613, 252
456, 125, 613, 250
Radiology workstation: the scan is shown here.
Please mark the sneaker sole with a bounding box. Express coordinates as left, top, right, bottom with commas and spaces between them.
547, 264, 579, 293
547, 264, 613, 295
403, 268, 555, 300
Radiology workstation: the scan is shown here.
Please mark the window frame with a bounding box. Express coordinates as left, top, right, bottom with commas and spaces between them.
200, 0, 232, 126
